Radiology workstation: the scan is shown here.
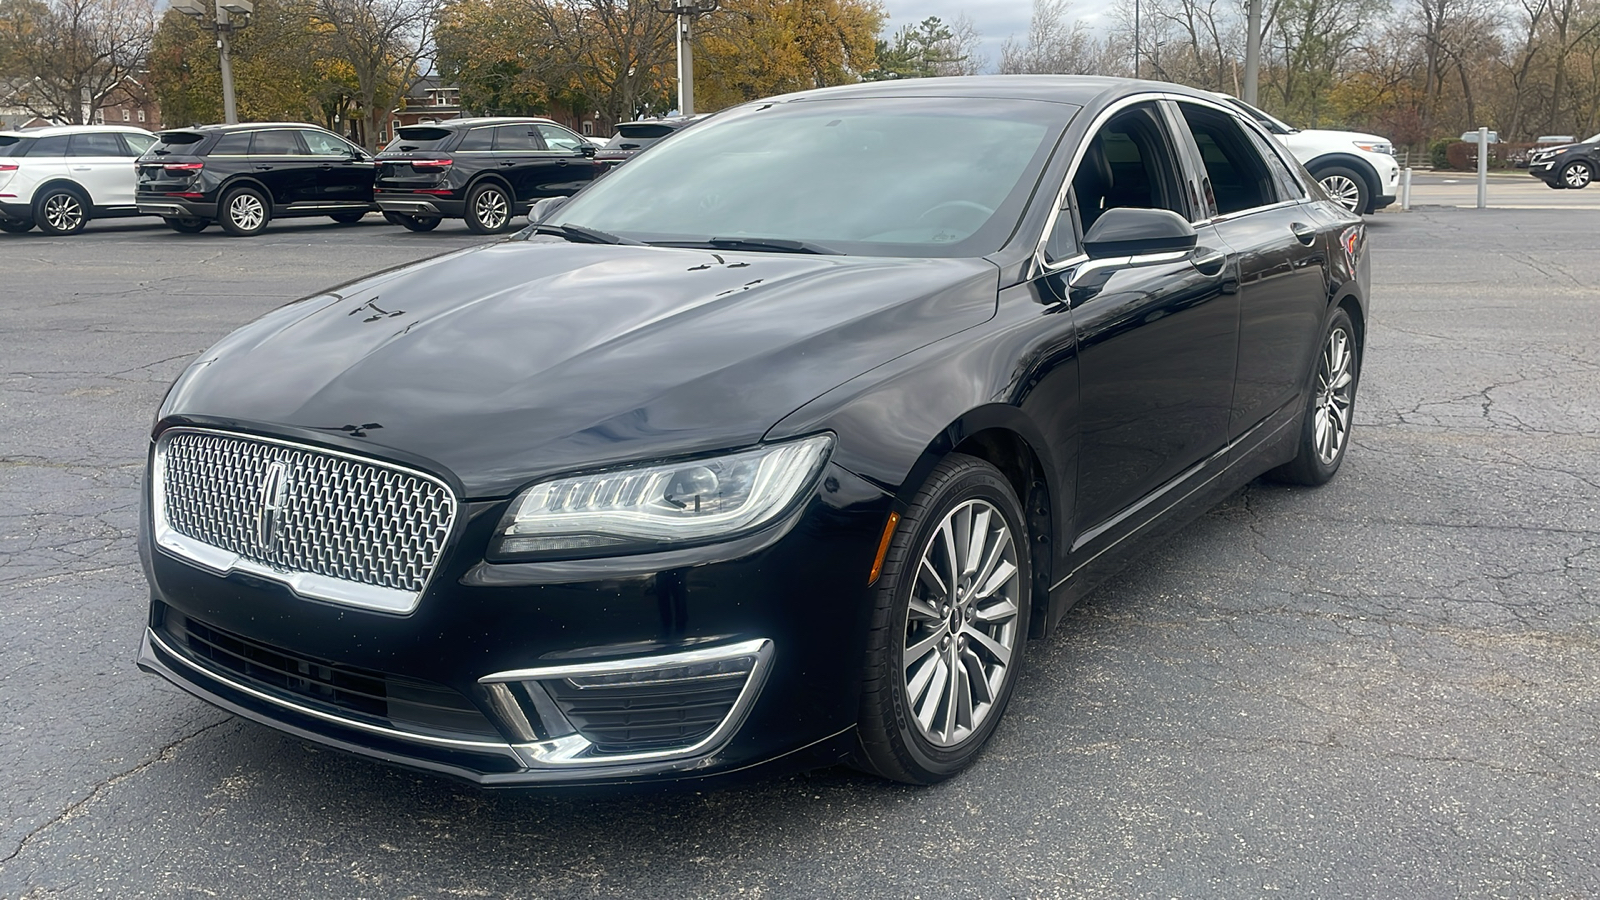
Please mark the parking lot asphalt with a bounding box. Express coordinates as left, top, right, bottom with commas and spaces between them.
2, 209, 1598, 898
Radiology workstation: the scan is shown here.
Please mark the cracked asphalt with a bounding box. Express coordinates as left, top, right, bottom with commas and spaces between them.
2, 210, 1597, 898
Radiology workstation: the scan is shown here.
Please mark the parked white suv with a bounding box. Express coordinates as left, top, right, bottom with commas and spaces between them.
0, 125, 157, 235
1216, 96, 1400, 215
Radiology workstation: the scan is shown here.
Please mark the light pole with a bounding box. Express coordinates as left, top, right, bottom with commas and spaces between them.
1243, 0, 1261, 104
654, 0, 717, 117
170, 0, 253, 124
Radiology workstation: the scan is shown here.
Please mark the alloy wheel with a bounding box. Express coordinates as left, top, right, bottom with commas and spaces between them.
230, 193, 266, 231
1313, 325, 1355, 465
43, 193, 84, 233
1564, 163, 1592, 189
475, 189, 508, 230
1320, 174, 1362, 212
901, 498, 1022, 747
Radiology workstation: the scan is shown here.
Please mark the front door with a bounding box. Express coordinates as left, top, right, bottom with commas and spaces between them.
298, 129, 374, 205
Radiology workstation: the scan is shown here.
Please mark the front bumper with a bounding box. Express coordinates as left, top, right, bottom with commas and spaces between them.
140, 448, 892, 787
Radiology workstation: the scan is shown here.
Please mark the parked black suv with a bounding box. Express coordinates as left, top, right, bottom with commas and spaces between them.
374, 117, 600, 233
593, 115, 708, 172
136, 123, 376, 236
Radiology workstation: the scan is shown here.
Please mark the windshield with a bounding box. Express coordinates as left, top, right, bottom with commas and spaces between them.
1223, 97, 1294, 134
1585, 132, 1600, 144
544, 97, 1065, 258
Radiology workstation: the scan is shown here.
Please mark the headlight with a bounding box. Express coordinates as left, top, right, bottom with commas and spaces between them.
1353, 140, 1394, 156
491, 434, 834, 560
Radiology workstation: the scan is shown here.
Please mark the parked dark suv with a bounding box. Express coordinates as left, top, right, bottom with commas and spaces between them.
593, 115, 708, 171
374, 117, 600, 234
136, 123, 376, 236
1526, 133, 1600, 189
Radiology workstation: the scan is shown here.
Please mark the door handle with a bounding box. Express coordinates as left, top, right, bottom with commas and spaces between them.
1290, 222, 1317, 246
71, 165, 92, 171
255, 164, 274, 170
1191, 248, 1227, 277
500, 161, 516, 167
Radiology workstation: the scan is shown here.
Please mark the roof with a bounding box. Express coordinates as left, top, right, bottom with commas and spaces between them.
398, 116, 559, 130
0, 124, 156, 138
158, 121, 330, 134
768, 75, 1214, 108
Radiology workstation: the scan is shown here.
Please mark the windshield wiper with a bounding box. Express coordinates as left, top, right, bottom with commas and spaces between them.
528, 223, 643, 245
655, 236, 841, 255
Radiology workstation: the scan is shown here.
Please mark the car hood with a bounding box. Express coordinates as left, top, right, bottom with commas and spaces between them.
161, 240, 999, 497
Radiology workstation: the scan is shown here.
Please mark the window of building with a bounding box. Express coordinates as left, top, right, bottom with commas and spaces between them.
138, 110, 146, 123
122, 109, 130, 121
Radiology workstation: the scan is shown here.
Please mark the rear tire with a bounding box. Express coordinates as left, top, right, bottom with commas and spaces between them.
219, 186, 270, 236
382, 211, 408, 226
33, 186, 89, 235
396, 214, 441, 232
0, 219, 32, 234
464, 182, 513, 234
164, 217, 209, 234
1315, 166, 1371, 214
852, 454, 1031, 784
1269, 307, 1359, 486
329, 211, 366, 224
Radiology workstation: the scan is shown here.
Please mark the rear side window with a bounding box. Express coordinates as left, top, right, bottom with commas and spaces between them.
1180, 103, 1279, 216
617, 123, 674, 140
458, 127, 494, 151
493, 126, 543, 151
210, 132, 251, 155
250, 130, 305, 155
149, 131, 206, 155
0, 136, 24, 156
391, 127, 454, 151
25, 135, 70, 156
68, 132, 126, 157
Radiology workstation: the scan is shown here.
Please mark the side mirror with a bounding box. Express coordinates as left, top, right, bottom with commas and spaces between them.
1082, 207, 1197, 259
580, 144, 597, 158
530, 195, 569, 223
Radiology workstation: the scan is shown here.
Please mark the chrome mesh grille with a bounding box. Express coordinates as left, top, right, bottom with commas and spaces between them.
156, 430, 455, 602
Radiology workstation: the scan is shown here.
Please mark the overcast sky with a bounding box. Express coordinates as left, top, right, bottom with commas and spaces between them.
877, 0, 1119, 73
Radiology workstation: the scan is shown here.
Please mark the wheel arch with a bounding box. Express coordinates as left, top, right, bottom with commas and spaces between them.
31, 178, 90, 205
465, 172, 514, 196
217, 175, 274, 204
895, 408, 1058, 640
1306, 154, 1381, 204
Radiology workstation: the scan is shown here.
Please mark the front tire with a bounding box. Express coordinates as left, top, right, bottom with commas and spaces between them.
1316, 166, 1370, 214
33, 187, 89, 235
852, 454, 1031, 784
1561, 160, 1593, 189
164, 217, 209, 234
464, 182, 513, 234
1269, 307, 1359, 486
219, 186, 270, 236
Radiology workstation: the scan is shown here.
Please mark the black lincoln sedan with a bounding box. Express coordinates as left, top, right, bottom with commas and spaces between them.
1526, 133, 1600, 189
136, 123, 377, 235
374, 117, 600, 233
138, 76, 1367, 789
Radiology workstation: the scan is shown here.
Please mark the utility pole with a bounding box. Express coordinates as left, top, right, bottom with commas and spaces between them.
655, 0, 717, 117
171, 0, 253, 124
1243, 0, 1261, 104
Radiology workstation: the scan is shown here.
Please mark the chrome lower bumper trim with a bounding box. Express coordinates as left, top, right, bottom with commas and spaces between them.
377, 199, 443, 215
138, 203, 193, 216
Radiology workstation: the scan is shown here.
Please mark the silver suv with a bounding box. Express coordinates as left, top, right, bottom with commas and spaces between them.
0, 125, 157, 235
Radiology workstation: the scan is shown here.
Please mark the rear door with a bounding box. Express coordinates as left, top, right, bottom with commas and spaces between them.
63, 132, 135, 208
18, 134, 70, 201
247, 128, 311, 206
1171, 100, 1328, 442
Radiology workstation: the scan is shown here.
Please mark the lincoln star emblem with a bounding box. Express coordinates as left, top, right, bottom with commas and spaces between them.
257, 460, 289, 551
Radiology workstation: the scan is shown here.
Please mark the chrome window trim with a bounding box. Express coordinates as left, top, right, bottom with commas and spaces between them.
1166, 95, 1311, 223
150, 427, 458, 615
479, 638, 775, 768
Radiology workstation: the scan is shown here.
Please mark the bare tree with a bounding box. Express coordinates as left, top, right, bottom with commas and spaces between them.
310, 0, 438, 148
517, 0, 676, 126
0, 0, 154, 124
999, 0, 1100, 74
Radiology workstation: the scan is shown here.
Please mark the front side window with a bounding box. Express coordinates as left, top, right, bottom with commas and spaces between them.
250, 129, 305, 155
544, 97, 1062, 258
1068, 103, 1188, 237
301, 130, 354, 156
1179, 103, 1280, 216
536, 124, 584, 152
